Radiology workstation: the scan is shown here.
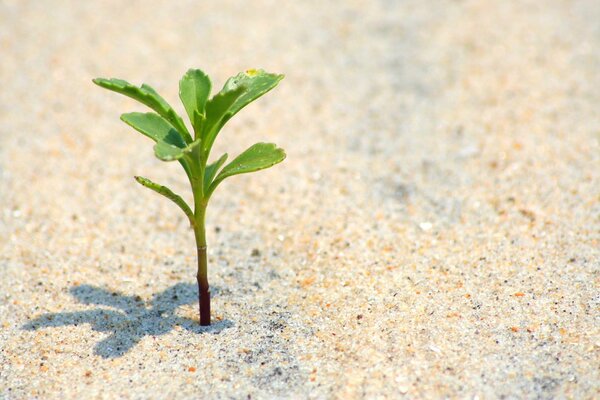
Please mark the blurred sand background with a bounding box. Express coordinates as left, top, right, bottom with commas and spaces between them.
1, 0, 599, 398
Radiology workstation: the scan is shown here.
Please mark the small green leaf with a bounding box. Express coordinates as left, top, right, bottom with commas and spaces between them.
120, 113, 200, 162
153, 142, 185, 161
179, 69, 211, 132
222, 69, 284, 116
202, 84, 247, 153
134, 176, 194, 226
93, 77, 192, 143
210, 143, 285, 193
203, 153, 228, 194
202, 69, 283, 154
120, 112, 187, 148
154, 139, 201, 162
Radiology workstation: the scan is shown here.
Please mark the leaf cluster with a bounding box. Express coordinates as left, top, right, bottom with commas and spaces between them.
93, 69, 285, 225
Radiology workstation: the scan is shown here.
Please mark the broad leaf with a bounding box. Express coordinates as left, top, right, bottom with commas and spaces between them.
134, 176, 194, 226
203, 153, 228, 194
93, 77, 192, 143
121, 112, 187, 148
179, 69, 211, 133
210, 143, 285, 193
202, 69, 283, 154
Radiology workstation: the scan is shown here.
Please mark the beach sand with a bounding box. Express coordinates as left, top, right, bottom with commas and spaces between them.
1, 0, 599, 398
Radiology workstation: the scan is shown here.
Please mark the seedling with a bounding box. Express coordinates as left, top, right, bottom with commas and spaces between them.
93, 68, 285, 326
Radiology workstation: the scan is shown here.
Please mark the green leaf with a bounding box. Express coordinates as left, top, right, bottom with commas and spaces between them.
93, 77, 192, 143
203, 153, 228, 194
153, 139, 201, 162
209, 143, 285, 193
202, 84, 247, 153
120, 112, 200, 162
202, 69, 283, 154
134, 176, 194, 226
179, 69, 211, 132
153, 142, 186, 162
222, 69, 284, 116
120, 112, 187, 148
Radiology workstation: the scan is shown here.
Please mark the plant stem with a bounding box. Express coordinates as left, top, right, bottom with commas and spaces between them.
194, 206, 210, 326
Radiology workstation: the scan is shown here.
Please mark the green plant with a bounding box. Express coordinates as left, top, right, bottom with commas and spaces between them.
93, 68, 285, 326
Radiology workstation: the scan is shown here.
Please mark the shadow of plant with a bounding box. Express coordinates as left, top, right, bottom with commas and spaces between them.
23, 283, 232, 358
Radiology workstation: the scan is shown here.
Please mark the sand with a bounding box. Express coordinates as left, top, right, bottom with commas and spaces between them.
1, 0, 599, 398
